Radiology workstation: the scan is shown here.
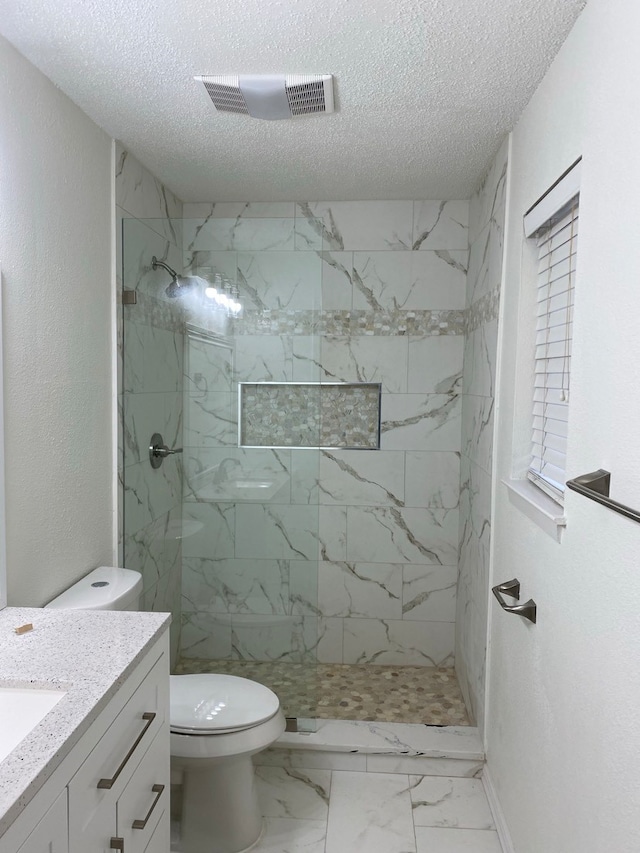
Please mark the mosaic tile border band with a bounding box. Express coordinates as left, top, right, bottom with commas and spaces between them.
123, 290, 186, 332
466, 286, 500, 334
239, 382, 382, 449
234, 308, 466, 337
123, 298, 466, 338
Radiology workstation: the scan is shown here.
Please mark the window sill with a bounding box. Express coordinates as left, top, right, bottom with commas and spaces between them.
502, 478, 567, 542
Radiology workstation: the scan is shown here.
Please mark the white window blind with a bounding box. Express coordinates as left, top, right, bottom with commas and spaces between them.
527, 196, 578, 502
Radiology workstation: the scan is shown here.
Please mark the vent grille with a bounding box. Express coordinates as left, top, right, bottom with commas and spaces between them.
196, 75, 334, 119
286, 80, 326, 115
201, 77, 249, 115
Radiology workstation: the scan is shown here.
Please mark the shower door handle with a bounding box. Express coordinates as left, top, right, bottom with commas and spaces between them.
492, 578, 537, 624
149, 432, 183, 468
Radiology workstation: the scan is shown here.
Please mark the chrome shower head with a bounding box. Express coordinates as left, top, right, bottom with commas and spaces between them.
151, 256, 200, 299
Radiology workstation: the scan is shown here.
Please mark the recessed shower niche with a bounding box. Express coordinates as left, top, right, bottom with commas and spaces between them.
239, 382, 381, 449
121, 204, 475, 728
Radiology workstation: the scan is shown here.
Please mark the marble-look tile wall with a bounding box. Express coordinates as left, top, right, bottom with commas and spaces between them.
456, 139, 508, 730
116, 144, 184, 665
179, 200, 468, 667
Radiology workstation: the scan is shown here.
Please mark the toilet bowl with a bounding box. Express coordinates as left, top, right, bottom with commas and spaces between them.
45, 567, 285, 853
171, 674, 285, 853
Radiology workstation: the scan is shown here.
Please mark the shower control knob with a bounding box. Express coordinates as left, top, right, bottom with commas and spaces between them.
149, 433, 183, 469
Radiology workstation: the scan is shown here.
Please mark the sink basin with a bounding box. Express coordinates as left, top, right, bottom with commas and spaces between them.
0, 685, 67, 762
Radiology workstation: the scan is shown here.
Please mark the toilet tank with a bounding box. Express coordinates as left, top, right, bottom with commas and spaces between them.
45, 567, 143, 611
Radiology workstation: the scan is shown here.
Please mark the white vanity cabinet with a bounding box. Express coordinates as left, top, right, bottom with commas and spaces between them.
16, 791, 68, 853
69, 651, 168, 852
113, 728, 168, 853
0, 632, 170, 853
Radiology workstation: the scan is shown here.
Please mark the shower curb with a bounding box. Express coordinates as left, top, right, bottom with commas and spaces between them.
255, 720, 485, 776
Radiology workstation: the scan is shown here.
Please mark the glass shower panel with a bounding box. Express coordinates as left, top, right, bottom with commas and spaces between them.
122, 215, 322, 727
121, 216, 185, 668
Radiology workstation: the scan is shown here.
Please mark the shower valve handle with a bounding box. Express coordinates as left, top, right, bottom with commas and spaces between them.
149, 432, 183, 468
153, 445, 183, 457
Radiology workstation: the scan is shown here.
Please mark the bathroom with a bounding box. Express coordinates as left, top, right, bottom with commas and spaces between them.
1, 0, 640, 850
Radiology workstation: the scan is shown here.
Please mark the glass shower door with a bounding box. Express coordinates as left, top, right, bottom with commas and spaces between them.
121, 213, 323, 727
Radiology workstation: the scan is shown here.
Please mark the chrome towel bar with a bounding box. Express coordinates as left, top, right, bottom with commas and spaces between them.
566, 469, 640, 524
492, 578, 537, 624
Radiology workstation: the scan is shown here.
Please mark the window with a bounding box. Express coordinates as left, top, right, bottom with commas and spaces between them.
523, 159, 581, 504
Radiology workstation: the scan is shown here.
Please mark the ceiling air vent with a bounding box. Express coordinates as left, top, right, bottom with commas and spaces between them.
200, 76, 249, 115
195, 74, 334, 121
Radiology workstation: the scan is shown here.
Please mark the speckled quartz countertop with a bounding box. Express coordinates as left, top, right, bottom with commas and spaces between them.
0, 606, 170, 837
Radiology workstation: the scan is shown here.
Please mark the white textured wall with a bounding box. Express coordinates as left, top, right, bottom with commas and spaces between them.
0, 35, 114, 605
488, 1, 640, 850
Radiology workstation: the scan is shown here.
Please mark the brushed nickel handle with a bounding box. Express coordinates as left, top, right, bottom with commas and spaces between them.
149, 432, 183, 469
153, 445, 183, 458
492, 578, 537, 624
110, 839, 124, 851
494, 578, 520, 599
97, 712, 156, 790
132, 784, 165, 830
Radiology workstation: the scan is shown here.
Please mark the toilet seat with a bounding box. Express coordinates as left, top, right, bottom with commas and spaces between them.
170, 674, 281, 735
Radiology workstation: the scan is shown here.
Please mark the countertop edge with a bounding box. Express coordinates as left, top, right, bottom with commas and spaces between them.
0, 609, 171, 838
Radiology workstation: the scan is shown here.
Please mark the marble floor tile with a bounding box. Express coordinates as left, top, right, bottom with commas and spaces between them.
414, 826, 503, 852
174, 769, 501, 853
255, 749, 367, 772
254, 817, 327, 853
172, 814, 327, 853
409, 776, 495, 829
325, 771, 416, 853
255, 766, 331, 820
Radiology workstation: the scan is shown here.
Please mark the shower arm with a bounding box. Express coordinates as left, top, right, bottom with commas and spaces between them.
151, 256, 178, 278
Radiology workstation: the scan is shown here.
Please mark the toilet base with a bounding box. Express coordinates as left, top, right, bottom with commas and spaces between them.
181, 754, 263, 853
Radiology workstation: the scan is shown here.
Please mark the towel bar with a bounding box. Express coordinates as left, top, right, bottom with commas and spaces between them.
566, 469, 640, 524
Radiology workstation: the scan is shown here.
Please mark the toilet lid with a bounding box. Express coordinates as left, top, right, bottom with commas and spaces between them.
170, 674, 281, 734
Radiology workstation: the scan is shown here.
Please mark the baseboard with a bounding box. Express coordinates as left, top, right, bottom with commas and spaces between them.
482, 764, 515, 853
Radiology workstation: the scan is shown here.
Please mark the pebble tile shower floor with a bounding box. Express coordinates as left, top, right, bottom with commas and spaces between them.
174, 659, 470, 726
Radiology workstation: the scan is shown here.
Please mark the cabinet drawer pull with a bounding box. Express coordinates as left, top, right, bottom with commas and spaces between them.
132, 784, 165, 830
110, 839, 125, 851
97, 712, 156, 790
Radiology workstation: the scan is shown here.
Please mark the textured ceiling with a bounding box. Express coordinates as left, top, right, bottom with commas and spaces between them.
0, 0, 586, 201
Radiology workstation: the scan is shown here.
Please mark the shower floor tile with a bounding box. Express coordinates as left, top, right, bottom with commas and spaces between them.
173, 659, 470, 726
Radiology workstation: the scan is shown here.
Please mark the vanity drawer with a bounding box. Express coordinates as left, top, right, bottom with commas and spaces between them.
68, 653, 168, 851
115, 728, 169, 853
140, 809, 169, 853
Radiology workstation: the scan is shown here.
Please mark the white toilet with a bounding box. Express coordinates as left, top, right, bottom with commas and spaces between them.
46, 566, 285, 853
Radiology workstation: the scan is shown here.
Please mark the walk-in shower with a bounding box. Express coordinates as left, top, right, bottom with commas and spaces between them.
121, 208, 473, 730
